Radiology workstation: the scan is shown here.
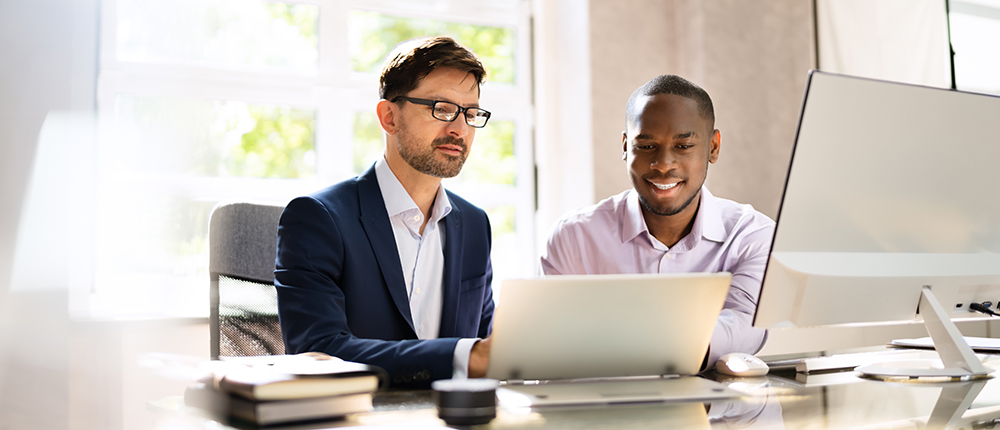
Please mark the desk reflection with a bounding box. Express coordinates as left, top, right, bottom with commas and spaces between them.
709, 377, 785, 430
492, 402, 712, 429
765, 371, 1000, 430
153, 369, 1000, 429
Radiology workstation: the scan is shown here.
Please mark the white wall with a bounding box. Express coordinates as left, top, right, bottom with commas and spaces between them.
0, 2, 105, 429
1, 1, 83, 428
0, 1, 95, 297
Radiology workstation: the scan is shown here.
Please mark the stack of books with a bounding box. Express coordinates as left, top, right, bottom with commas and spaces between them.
185, 354, 384, 426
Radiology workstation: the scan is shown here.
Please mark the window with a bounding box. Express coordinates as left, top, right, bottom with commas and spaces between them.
949, 0, 1000, 94
94, 0, 534, 317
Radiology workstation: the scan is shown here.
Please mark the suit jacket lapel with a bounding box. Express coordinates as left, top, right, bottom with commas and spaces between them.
356, 167, 415, 333
438, 195, 463, 337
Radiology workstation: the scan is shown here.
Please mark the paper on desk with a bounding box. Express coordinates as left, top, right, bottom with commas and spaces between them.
890, 336, 1000, 352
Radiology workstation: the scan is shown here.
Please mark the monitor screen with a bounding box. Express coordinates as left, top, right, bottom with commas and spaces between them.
754, 71, 1000, 331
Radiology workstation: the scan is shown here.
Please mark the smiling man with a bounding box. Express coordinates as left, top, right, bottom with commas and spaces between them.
540, 75, 775, 367
275, 36, 494, 388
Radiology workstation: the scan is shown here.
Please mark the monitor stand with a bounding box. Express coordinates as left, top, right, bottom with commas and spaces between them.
856, 286, 993, 380
925, 380, 987, 429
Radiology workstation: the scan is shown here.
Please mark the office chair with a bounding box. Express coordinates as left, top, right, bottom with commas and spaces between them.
209, 201, 287, 359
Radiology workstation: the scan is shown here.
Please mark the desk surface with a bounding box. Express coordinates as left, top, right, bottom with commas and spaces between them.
152, 363, 1000, 430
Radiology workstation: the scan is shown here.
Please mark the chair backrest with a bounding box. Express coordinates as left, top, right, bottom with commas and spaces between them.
209, 201, 286, 360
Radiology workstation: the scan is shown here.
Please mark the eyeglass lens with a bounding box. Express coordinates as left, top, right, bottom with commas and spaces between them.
432, 101, 489, 128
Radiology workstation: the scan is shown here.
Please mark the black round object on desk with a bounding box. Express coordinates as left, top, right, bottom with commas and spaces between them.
431, 379, 499, 426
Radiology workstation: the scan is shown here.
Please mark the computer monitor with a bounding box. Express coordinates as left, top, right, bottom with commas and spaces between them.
753, 71, 1000, 380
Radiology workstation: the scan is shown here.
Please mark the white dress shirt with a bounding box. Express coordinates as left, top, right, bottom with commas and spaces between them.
374, 159, 478, 377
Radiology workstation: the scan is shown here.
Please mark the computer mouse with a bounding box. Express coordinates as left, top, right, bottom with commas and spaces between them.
716, 353, 769, 377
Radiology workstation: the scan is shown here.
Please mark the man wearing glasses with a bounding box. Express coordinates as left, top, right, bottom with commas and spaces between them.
276, 36, 494, 388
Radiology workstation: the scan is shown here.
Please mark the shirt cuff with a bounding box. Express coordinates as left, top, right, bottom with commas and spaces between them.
452, 338, 480, 379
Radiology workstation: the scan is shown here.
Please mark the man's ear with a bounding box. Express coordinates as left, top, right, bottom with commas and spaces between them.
621, 131, 628, 161
709, 129, 721, 164
376, 100, 399, 135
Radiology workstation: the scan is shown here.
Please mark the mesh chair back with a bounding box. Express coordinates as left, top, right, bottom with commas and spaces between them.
209, 201, 286, 359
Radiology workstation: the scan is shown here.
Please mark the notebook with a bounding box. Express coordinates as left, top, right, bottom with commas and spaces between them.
486, 273, 732, 382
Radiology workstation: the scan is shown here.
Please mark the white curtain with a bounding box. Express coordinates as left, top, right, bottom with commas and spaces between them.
817, 0, 951, 88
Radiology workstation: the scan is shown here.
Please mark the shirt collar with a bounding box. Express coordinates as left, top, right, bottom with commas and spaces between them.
622, 190, 649, 244
374, 157, 452, 222
621, 186, 726, 249
698, 187, 726, 243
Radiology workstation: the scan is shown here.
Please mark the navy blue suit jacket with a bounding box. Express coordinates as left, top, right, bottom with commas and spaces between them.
275, 166, 495, 388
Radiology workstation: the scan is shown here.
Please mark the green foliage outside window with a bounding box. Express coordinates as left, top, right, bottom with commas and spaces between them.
227, 106, 316, 178
262, 2, 318, 48
116, 95, 315, 179
166, 199, 216, 261
353, 112, 384, 174
451, 120, 516, 185
349, 10, 515, 85
117, 0, 318, 70
485, 206, 516, 237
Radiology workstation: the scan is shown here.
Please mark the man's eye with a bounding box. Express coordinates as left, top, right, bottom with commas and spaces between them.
677, 144, 694, 150
635, 145, 655, 150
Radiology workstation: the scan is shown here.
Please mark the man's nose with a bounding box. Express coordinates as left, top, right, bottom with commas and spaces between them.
650, 148, 676, 172
445, 116, 470, 139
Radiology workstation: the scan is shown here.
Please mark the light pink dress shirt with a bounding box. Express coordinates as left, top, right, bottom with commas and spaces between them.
540, 187, 775, 368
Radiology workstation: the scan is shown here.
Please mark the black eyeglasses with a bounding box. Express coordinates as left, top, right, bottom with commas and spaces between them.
392, 96, 491, 128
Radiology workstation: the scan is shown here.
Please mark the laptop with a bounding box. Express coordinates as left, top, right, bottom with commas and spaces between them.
486, 273, 741, 406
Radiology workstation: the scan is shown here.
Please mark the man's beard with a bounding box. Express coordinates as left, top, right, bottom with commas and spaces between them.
638, 186, 700, 217
397, 124, 468, 178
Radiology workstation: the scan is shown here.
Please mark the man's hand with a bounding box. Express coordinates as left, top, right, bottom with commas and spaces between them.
468, 337, 492, 378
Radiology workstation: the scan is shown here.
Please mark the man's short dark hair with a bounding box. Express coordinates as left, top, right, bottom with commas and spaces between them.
625, 75, 715, 130
379, 36, 487, 101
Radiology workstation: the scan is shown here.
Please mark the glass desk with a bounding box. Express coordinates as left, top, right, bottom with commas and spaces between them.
152, 366, 1000, 430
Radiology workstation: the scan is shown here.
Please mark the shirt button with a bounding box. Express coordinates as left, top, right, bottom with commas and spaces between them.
413, 215, 420, 221
415, 288, 421, 295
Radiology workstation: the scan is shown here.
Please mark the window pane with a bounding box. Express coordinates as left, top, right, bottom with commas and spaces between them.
93, 195, 216, 317
485, 205, 516, 237
484, 206, 516, 301
353, 112, 384, 175
349, 10, 516, 84
116, 0, 318, 72
950, 2, 1000, 94
114, 95, 316, 178
450, 120, 516, 185
231, 106, 317, 178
